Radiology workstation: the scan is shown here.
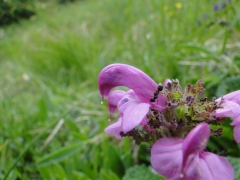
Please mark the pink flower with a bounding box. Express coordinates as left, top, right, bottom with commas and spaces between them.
151, 123, 233, 180
213, 90, 240, 143
98, 64, 167, 137
105, 90, 151, 138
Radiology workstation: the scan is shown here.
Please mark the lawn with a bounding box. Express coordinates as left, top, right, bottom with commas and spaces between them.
1, 0, 240, 179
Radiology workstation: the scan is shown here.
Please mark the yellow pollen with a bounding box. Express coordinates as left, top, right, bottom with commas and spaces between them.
180, 173, 184, 178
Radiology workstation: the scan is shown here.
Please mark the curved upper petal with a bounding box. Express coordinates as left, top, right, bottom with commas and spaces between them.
217, 90, 240, 104
98, 64, 158, 102
108, 90, 126, 114
151, 138, 183, 180
104, 118, 123, 139
182, 123, 210, 169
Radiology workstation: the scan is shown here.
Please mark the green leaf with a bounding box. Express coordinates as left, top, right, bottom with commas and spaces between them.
38, 161, 68, 180
227, 156, 240, 180
37, 142, 83, 167
72, 171, 91, 180
100, 169, 120, 180
122, 165, 165, 180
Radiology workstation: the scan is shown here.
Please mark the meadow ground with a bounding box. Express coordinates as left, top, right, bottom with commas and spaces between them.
1, 0, 240, 179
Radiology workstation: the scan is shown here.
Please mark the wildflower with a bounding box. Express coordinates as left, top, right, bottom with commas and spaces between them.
98, 64, 167, 137
213, 90, 240, 143
151, 123, 234, 180
105, 89, 151, 137
175, 3, 182, 9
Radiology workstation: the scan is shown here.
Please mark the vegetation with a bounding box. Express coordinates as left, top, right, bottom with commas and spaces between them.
0, 0, 240, 179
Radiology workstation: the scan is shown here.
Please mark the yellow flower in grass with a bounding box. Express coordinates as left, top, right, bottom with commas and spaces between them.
175, 2, 182, 9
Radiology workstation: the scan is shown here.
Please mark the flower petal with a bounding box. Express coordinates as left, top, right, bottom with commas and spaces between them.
217, 90, 240, 104
233, 123, 240, 143
182, 123, 210, 169
98, 64, 158, 102
151, 138, 183, 179
104, 118, 123, 139
201, 152, 234, 180
163, 79, 172, 87
108, 90, 126, 114
182, 152, 233, 180
121, 101, 150, 133
214, 100, 240, 119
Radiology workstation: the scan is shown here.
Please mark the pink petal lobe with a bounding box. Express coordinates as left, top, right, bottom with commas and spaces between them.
183, 152, 233, 180
233, 123, 240, 143
151, 138, 183, 179
108, 90, 126, 114
200, 152, 234, 180
183, 123, 210, 154
182, 123, 210, 169
98, 64, 158, 102
214, 100, 240, 119
217, 90, 240, 104
121, 102, 150, 133
104, 118, 122, 139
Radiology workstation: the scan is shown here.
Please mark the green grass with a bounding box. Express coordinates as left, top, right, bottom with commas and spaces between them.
0, 0, 240, 179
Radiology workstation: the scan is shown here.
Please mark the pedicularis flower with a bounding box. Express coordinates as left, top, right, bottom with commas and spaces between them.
98, 63, 238, 179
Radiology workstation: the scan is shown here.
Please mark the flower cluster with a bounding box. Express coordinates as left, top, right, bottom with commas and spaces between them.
98, 63, 238, 179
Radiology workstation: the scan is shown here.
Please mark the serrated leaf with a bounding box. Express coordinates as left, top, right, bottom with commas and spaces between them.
122, 165, 165, 180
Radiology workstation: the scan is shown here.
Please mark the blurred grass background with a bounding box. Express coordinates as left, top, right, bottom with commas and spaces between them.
1, 0, 240, 179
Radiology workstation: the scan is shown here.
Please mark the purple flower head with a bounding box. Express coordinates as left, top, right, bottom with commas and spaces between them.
213, 4, 219, 11
213, 90, 240, 142
98, 64, 167, 137
151, 123, 234, 180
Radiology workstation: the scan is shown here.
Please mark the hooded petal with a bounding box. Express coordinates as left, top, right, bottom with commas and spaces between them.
108, 90, 126, 114
181, 123, 234, 180
182, 123, 210, 159
104, 118, 123, 139
182, 123, 210, 171
98, 64, 158, 102
151, 138, 183, 179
